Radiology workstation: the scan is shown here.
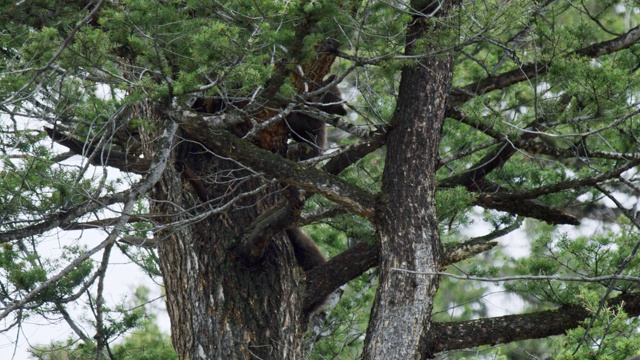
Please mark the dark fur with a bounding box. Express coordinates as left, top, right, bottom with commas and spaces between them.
286, 76, 347, 160
286, 228, 328, 314
191, 78, 344, 311
285, 228, 326, 271
191, 78, 346, 159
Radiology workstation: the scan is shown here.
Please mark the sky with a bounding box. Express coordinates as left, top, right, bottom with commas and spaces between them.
0, 114, 170, 359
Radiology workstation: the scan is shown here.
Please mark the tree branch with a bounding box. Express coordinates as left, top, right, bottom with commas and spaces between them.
426, 292, 640, 356
0, 118, 177, 320
475, 196, 580, 225
441, 95, 571, 191
45, 127, 151, 174
0, 191, 130, 244
322, 133, 387, 176
481, 157, 640, 202
174, 111, 377, 220
449, 25, 640, 106
304, 233, 504, 311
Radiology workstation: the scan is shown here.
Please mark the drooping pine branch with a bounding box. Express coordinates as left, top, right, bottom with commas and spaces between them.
449, 25, 640, 107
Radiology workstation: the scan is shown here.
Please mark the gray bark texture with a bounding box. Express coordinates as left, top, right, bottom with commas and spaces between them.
361, 1, 455, 359
136, 101, 306, 359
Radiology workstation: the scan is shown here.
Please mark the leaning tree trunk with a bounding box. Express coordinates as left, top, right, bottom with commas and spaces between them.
362, 1, 454, 359
138, 104, 306, 359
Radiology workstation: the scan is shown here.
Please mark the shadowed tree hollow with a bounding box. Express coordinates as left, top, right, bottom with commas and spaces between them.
2, 0, 640, 359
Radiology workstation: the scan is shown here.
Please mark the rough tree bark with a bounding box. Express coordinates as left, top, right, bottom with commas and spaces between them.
9, 1, 640, 359
136, 103, 305, 359
362, 1, 454, 358
155, 177, 305, 359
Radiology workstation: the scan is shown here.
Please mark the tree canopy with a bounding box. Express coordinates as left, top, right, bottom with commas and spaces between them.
2, 0, 640, 359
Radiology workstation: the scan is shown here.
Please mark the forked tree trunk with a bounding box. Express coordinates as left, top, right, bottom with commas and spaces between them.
138, 104, 306, 359
362, 1, 454, 358
134, 0, 454, 357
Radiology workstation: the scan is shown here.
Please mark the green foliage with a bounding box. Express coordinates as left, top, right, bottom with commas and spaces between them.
2, 0, 640, 359
436, 186, 473, 229
0, 241, 93, 305
31, 339, 98, 360
433, 271, 491, 322
553, 290, 640, 360
31, 286, 176, 360
110, 321, 178, 360
310, 270, 375, 359
505, 225, 639, 303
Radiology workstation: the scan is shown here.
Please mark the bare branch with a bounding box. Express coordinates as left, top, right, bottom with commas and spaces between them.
304, 229, 514, 311
94, 241, 115, 360
119, 235, 157, 248
450, 25, 640, 106
45, 127, 151, 174
0, 119, 177, 319
427, 292, 640, 355
390, 269, 640, 284
475, 196, 580, 225
176, 116, 377, 220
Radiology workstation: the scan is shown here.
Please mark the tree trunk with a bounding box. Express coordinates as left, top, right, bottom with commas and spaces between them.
139, 105, 305, 359
362, 1, 454, 359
